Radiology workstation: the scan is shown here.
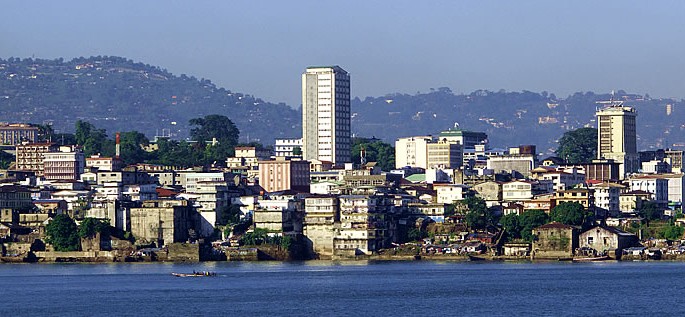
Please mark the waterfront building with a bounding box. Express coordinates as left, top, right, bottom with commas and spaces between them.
303, 195, 339, 258
130, 200, 194, 247
301, 66, 351, 166
579, 225, 638, 259
335, 195, 390, 256
532, 222, 578, 259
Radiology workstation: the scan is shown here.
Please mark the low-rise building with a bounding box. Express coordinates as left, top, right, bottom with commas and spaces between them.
434, 183, 470, 204
532, 222, 578, 259
130, 200, 195, 246
555, 188, 594, 211
579, 225, 639, 259
590, 182, 624, 216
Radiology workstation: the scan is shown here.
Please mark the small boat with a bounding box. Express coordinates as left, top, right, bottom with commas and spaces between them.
572, 256, 611, 263
171, 271, 217, 277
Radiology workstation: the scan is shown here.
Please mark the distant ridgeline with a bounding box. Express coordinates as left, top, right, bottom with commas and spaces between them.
352, 89, 685, 154
1, 56, 683, 152
0, 56, 300, 145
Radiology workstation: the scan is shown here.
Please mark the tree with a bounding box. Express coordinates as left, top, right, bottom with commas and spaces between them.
118, 131, 150, 164
550, 202, 585, 226
351, 137, 395, 171
639, 201, 663, 221
0, 151, 14, 169
407, 228, 427, 242
555, 127, 597, 164
463, 196, 493, 230
75, 120, 112, 157
660, 224, 684, 240
519, 209, 549, 242
500, 213, 522, 241
218, 204, 242, 226
78, 218, 111, 239
45, 214, 80, 251
189, 115, 239, 145
189, 115, 240, 165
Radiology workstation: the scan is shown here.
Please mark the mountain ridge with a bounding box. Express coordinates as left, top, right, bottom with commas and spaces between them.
1, 56, 683, 154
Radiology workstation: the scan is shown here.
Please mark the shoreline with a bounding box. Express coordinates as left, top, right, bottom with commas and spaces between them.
4, 252, 685, 264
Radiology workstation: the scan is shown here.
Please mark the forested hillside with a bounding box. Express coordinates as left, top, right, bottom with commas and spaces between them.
2, 56, 683, 154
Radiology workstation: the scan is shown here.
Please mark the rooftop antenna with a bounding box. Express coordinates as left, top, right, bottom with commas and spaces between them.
595, 90, 623, 108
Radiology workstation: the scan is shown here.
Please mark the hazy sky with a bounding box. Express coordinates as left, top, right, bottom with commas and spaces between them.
3, 1, 685, 107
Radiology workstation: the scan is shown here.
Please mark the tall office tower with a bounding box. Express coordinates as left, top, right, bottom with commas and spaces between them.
596, 101, 639, 179
302, 66, 351, 166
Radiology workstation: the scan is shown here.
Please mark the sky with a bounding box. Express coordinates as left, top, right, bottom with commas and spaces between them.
3, 1, 685, 107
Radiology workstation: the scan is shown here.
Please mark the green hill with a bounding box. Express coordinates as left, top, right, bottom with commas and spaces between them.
0, 56, 300, 144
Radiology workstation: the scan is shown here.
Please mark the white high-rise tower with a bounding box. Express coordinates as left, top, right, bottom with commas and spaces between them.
302, 66, 351, 165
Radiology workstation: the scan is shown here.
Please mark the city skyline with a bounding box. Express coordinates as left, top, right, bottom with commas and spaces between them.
3, 1, 685, 107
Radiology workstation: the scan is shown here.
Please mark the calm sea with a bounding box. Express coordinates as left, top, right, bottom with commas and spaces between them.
1, 261, 684, 316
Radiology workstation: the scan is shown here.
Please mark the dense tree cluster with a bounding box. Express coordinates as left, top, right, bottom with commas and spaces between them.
38, 115, 242, 168
45, 214, 80, 251
555, 127, 597, 164
351, 137, 395, 171
500, 210, 549, 242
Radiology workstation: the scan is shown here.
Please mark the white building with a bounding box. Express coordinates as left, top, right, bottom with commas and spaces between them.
274, 138, 303, 157
628, 176, 668, 203
531, 166, 585, 192
395, 136, 434, 169
434, 184, 470, 204
590, 182, 624, 216
302, 66, 351, 166
43, 146, 85, 181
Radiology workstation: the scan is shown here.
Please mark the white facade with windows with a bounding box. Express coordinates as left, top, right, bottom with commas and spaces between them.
302, 66, 351, 166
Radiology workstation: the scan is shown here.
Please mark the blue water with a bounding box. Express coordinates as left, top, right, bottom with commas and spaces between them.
1, 261, 684, 316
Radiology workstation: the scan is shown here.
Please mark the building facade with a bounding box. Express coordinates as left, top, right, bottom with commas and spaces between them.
43, 146, 85, 181
15, 143, 58, 176
258, 157, 310, 193
302, 66, 351, 166
596, 104, 639, 179
395, 136, 433, 169
0, 123, 38, 145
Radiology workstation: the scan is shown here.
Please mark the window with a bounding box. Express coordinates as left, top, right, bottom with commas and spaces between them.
587, 237, 594, 244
